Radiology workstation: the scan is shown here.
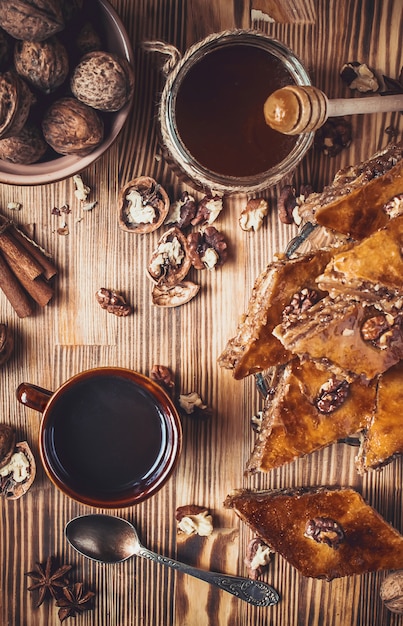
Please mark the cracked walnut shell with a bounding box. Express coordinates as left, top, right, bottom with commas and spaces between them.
147, 227, 191, 287
71, 51, 134, 112
42, 97, 104, 156
118, 177, 169, 234
0, 0, 64, 42
14, 36, 69, 94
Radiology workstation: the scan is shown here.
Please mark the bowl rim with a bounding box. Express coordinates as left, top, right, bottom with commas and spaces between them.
0, 0, 135, 186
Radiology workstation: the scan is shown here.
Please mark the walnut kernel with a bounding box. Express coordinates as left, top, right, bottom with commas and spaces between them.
244, 538, 273, 579
147, 227, 191, 287
118, 177, 169, 234
239, 198, 268, 232
175, 505, 213, 537
95, 288, 133, 317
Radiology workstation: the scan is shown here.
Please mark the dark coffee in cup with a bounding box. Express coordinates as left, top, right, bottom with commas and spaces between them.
17, 368, 182, 507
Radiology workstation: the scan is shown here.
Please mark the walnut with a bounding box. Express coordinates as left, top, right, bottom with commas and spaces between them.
175, 505, 213, 537
14, 36, 69, 94
239, 198, 268, 232
0, 423, 16, 469
340, 62, 379, 92
70, 51, 134, 112
283, 288, 321, 321
150, 365, 175, 396
244, 538, 273, 580
165, 191, 197, 228
304, 517, 345, 549
0, 28, 11, 70
73, 21, 102, 58
95, 288, 133, 317
0, 323, 13, 366
0, 71, 34, 139
315, 379, 349, 414
42, 97, 104, 156
361, 315, 389, 342
59, 0, 83, 24
191, 194, 223, 226
151, 281, 200, 308
0, 424, 36, 499
0, 122, 47, 164
118, 177, 169, 234
187, 226, 228, 270
380, 571, 403, 614
147, 226, 191, 287
0, 0, 64, 42
277, 185, 297, 224
178, 391, 210, 419
314, 117, 352, 157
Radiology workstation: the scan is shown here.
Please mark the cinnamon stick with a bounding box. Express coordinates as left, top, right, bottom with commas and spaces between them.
0, 252, 33, 318
0, 228, 43, 281
11, 226, 57, 280
11, 269, 54, 307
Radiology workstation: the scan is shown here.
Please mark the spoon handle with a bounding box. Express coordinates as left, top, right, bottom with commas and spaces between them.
264, 85, 403, 135
136, 545, 280, 606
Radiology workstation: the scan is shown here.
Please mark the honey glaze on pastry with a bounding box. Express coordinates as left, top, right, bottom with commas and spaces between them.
225, 487, 403, 580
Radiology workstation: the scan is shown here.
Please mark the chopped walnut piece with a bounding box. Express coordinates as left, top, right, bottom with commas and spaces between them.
95, 288, 133, 317
165, 191, 197, 228
239, 198, 268, 232
191, 194, 223, 226
178, 391, 206, 414
175, 505, 213, 537
73, 174, 90, 202
314, 118, 352, 157
283, 288, 321, 321
187, 226, 228, 270
150, 364, 175, 396
315, 379, 349, 414
340, 62, 379, 92
304, 517, 345, 549
244, 538, 273, 579
278, 185, 297, 224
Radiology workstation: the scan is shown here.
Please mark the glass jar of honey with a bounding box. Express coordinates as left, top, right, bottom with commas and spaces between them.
157, 30, 313, 194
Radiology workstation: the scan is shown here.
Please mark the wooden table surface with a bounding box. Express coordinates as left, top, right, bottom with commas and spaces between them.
1, 0, 402, 624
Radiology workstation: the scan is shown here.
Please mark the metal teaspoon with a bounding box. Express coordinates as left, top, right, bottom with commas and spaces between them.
65, 514, 280, 607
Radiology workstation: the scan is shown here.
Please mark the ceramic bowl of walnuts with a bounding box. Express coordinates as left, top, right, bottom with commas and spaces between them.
0, 0, 134, 184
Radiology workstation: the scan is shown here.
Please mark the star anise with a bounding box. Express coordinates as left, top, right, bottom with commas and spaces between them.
56, 582, 95, 622
25, 556, 72, 607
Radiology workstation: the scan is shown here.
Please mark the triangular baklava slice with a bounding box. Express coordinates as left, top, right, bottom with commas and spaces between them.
273, 296, 403, 381
317, 214, 403, 304
225, 486, 403, 580
247, 358, 375, 473
297, 143, 403, 240
218, 248, 341, 379
357, 360, 403, 472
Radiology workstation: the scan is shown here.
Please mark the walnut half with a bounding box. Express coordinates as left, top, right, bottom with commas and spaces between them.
118, 177, 169, 234
175, 505, 214, 537
147, 227, 191, 287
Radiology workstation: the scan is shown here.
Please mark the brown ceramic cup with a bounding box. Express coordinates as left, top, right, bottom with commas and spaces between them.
16, 367, 182, 508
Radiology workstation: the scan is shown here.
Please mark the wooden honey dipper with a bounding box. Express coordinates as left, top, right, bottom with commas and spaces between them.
264, 85, 403, 135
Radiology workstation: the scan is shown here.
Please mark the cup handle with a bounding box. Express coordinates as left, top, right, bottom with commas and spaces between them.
141, 40, 182, 76
16, 383, 53, 414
